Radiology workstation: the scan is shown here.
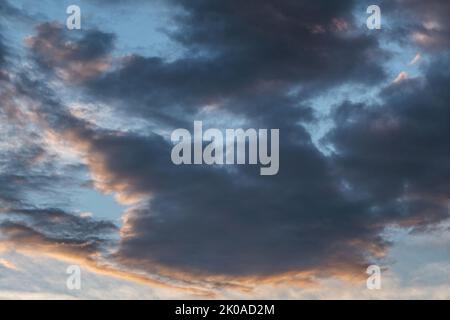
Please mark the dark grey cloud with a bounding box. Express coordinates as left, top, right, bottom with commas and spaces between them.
0, 39, 118, 262
0, 143, 117, 258
109, 57, 449, 278
0, 77, 79, 209
407, 0, 450, 51
0, 0, 27, 20
0, 220, 111, 259
4, 208, 117, 238
7, 69, 381, 277
0, 207, 117, 254
381, 0, 450, 51
45, 111, 383, 277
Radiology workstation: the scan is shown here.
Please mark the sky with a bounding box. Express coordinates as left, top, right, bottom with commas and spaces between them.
0, 0, 449, 299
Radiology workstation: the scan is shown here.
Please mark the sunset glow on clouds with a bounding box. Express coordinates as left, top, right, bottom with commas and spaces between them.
0, 0, 449, 299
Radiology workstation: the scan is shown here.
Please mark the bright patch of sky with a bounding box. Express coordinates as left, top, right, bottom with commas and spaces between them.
383, 222, 450, 289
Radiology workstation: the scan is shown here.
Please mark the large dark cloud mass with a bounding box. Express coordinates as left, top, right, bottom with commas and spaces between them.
327, 57, 450, 228
1, 0, 449, 284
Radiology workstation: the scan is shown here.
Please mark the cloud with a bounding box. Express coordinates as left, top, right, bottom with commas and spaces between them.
384, 0, 450, 51
24, 91, 392, 281
0, 207, 118, 267
26, 23, 115, 82
1, 208, 117, 239
326, 56, 450, 232
8, 72, 381, 281
55, 0, 388, 123
406, 0, 450, 51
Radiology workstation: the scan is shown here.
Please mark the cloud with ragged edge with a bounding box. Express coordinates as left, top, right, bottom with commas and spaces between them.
0, 0, 449, 297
